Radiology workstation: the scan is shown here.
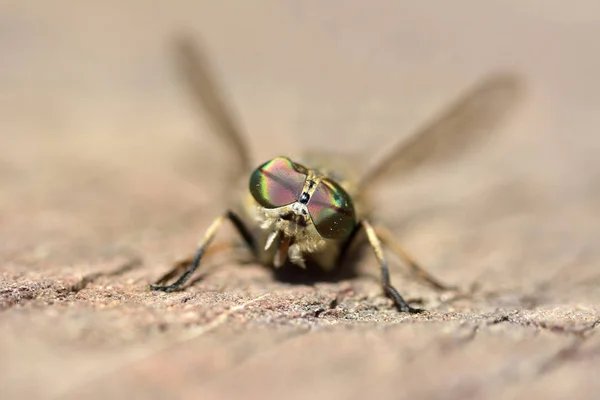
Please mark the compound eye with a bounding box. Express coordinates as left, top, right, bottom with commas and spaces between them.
249, 157, 307, 208
307, 179, 356, 240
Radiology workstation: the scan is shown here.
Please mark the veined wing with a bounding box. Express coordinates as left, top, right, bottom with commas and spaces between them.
172, 35, 253, 182
358, 73, 525, 191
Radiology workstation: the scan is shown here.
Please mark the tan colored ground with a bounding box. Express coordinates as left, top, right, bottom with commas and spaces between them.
1, 1, 600, 399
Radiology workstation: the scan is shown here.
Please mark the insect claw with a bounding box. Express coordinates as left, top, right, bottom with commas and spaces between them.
149, 284, 177, 293
407, 307, 428, 314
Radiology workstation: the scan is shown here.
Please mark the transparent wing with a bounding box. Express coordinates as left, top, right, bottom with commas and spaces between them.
358, 72, 525, 191
172, 35, 253, 182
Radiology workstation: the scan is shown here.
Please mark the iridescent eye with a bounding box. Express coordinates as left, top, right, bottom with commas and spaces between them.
249, 157, 307, 209
307, 179, 356, 240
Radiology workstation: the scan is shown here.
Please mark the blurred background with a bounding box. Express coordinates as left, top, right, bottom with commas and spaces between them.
1, 1, 600, 399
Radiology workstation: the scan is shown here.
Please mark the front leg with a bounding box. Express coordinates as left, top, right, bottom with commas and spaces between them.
361, 220, 424, 314
150, 210, 256, 292
152, 242, 236, 287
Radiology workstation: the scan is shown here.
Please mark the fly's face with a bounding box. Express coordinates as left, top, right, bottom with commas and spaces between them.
248, 156, 356, 268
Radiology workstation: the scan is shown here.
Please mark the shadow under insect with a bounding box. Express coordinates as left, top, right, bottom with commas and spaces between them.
270, 236, 367, 285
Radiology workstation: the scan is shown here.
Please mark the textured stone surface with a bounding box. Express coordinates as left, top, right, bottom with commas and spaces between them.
1, 1, 599, 399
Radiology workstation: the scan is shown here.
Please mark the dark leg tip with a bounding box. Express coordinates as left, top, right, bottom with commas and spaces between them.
384, 285, 427, 314
149, 284, 178, 293
393, 302, 427, 314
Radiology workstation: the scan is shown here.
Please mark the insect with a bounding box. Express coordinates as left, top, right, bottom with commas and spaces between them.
150, 36, 523, 313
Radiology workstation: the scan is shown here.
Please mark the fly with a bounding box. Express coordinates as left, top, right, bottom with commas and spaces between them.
150, 36, 524, 313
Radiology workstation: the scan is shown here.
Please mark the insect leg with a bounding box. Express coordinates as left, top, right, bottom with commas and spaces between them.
336, 222, 365, 266
153, 242, 235, 286
150, 210, 256, 292
362, 220, 423, 313
373, 225, 456, 291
